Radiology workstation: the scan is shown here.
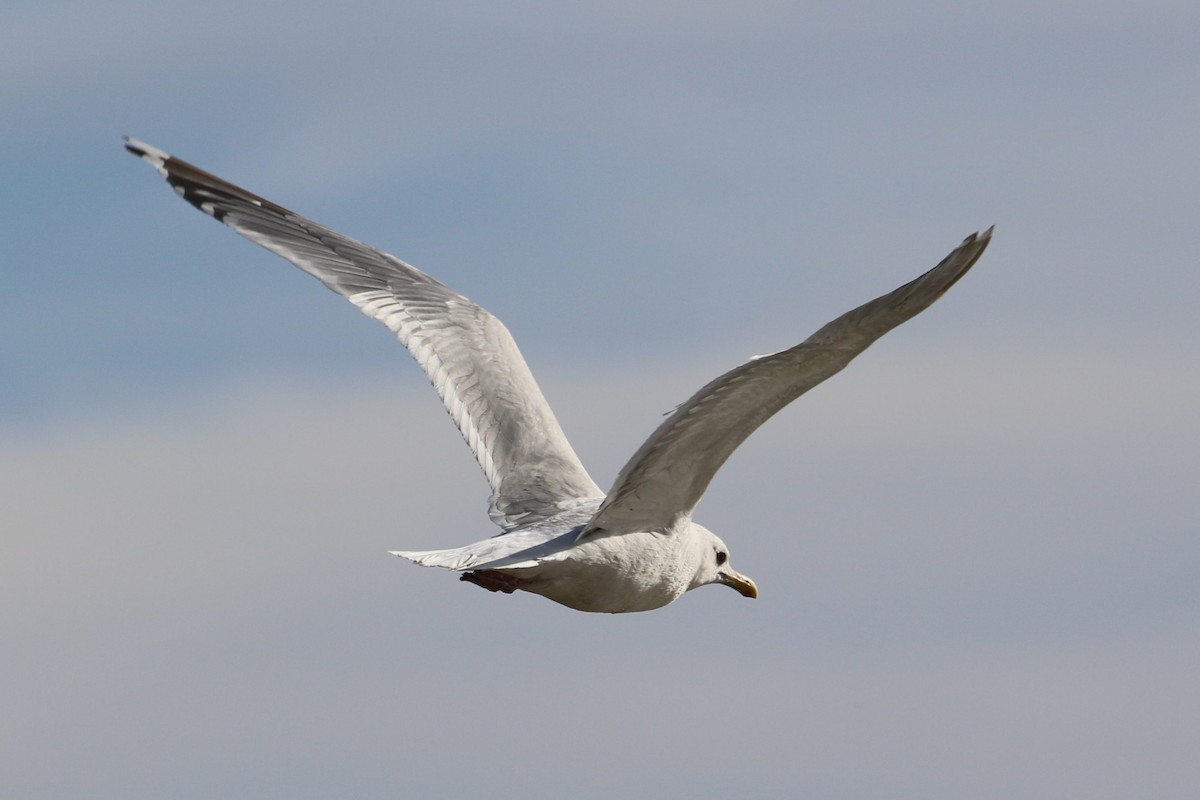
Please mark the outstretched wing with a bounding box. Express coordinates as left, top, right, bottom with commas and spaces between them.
586, 228, 992, 535
125, 138, 602, 528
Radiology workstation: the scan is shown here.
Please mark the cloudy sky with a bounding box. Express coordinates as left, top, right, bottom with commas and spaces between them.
3, 1, 1198, 797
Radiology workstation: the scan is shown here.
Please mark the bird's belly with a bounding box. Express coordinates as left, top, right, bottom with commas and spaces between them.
514, 532, 691, 614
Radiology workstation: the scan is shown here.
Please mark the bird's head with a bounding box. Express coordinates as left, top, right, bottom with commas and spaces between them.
689, 524, 758, 599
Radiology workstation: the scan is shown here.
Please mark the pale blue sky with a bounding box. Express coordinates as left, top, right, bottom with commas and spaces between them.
3, 2, 1198, 798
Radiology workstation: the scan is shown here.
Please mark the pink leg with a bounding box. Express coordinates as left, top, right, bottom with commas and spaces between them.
460, 569, 527, 594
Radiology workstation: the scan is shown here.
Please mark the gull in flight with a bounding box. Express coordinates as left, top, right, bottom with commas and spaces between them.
126, 137, 991, 614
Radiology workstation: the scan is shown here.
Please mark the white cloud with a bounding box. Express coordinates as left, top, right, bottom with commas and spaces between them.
3, 336, 1197, 796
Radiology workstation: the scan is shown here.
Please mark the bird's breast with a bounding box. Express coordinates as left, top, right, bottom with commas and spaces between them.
519, 530, 695, 613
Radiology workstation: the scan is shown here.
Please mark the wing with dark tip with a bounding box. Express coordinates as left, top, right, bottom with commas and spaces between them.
585, 228, 992, 535
125, 137, 602, 528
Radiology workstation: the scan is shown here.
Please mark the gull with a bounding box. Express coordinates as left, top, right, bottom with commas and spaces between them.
125, 136, 991, 614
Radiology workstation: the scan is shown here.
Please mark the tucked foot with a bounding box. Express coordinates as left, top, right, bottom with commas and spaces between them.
460, 569, 528, 594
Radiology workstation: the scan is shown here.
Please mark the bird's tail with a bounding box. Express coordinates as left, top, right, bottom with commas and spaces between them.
390, 526, 578, 572
389, 546, 483, 571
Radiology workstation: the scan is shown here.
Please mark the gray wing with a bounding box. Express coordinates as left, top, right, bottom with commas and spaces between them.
586, 228, 992, 535
125, 137, 602, 528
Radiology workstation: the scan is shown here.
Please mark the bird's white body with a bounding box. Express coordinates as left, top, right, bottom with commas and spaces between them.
399, 506, 731, 613
126, 136, 990, 613
496, 526, 718, 614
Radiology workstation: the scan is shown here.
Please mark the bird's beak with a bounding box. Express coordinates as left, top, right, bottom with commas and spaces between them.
717, 568, 758, 599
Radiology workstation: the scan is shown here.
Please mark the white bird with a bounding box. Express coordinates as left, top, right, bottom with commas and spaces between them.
125, 137, 991, 614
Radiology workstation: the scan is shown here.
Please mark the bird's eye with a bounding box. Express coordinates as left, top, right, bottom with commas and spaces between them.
715, 551, 728, 566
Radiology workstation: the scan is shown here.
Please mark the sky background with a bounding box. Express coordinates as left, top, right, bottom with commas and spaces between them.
3, 1, 1198, 797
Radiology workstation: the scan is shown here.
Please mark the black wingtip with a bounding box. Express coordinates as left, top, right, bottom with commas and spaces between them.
122, 136, 171, 164
965, 225, 995, 247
